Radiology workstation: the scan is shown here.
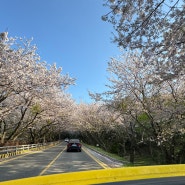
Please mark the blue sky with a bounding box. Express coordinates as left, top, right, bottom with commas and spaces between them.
1, 0, 120, 103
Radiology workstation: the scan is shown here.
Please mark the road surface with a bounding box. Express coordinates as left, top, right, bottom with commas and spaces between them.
0, 142, 104, 182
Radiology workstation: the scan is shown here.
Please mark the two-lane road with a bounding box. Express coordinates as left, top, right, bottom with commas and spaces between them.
1, 143, 185, 185
0, 142, 104, 182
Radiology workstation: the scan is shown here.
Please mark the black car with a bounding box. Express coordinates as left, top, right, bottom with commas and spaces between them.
66, 139, 82, 152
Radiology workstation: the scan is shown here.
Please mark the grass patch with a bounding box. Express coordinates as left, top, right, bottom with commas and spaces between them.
126, 156, 157, 166
83, 143, 157, 167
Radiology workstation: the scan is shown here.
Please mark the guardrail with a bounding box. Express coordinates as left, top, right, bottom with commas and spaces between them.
0, 142, 59, 159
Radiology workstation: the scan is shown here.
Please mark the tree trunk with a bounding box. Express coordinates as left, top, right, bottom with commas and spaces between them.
129, 146, 135, 164
1, 132, 6, 145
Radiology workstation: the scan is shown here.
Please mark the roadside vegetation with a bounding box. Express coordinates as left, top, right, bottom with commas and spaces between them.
1, 0, 185, 166
84, 143, 156, 166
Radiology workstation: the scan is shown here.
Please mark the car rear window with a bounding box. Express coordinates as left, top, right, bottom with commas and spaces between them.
69, 139, 80, 143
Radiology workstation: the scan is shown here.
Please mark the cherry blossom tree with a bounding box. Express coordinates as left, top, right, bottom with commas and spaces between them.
30, 91, 76, 143
90, 51, 185, 164
102, 0, 185, 81
0, 35, 75, 145
73, 102, 121, 151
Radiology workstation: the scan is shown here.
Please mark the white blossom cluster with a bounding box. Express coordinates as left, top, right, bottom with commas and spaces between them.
102, 0, 185, 81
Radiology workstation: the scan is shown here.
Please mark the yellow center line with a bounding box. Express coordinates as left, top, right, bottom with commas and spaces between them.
39, 147, 66, 176
83, 146, 110, 169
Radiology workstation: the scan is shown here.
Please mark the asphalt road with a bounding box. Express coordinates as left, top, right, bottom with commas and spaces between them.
0, 142, 103, 182
0, 142, 185, 185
